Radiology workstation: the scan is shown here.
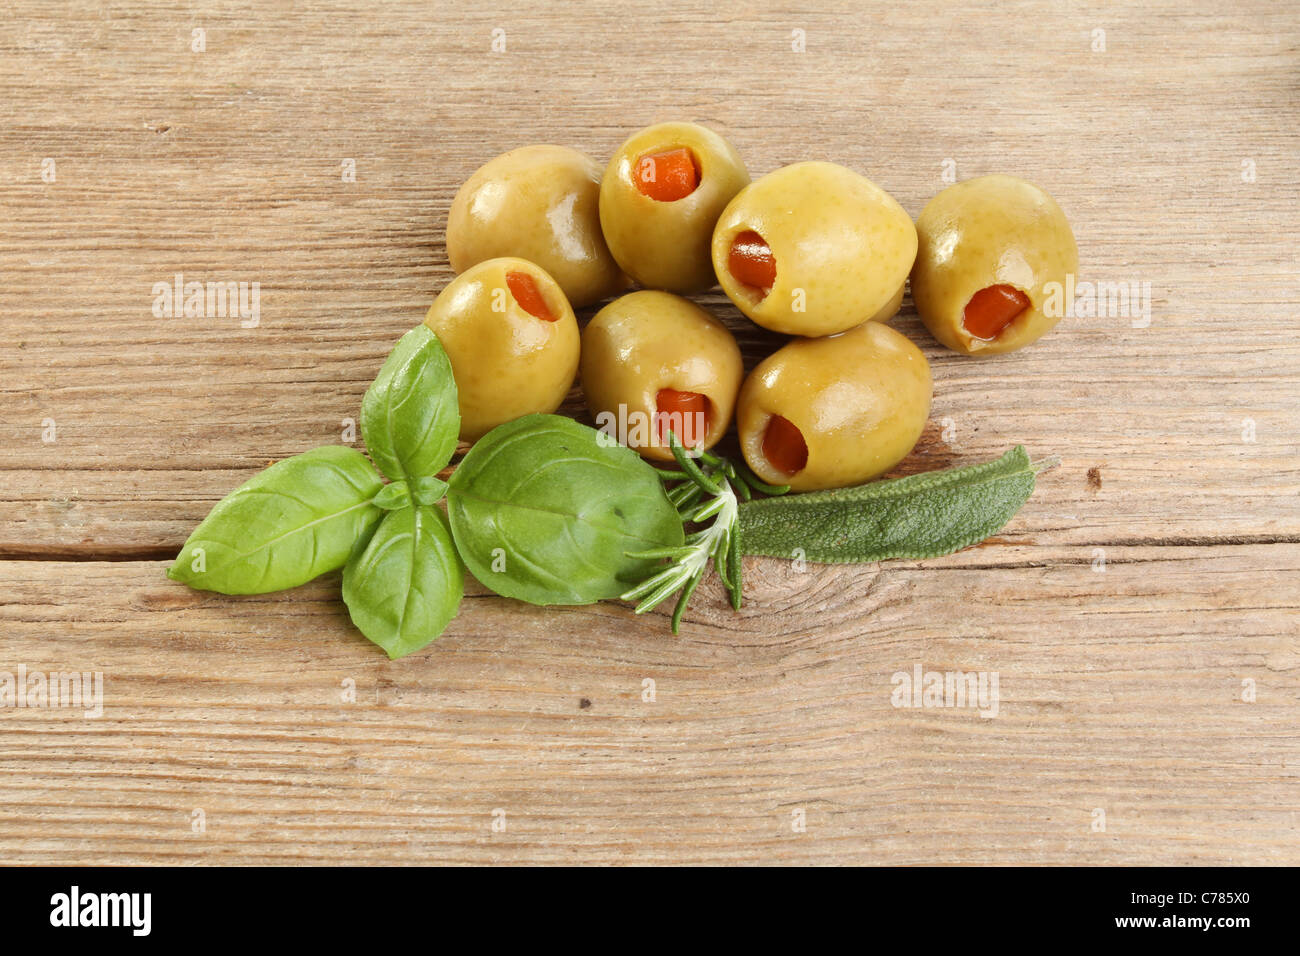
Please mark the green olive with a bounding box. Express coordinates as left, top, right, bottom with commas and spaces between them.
712, 162, 917, 337
870, 282, 905, 324
911, 175, 1078, 355
581, 291, 743, 462
599, 122, 750, 293
737, 321, 932, 491
423, 257, 579, 441
446, 145, 629, 309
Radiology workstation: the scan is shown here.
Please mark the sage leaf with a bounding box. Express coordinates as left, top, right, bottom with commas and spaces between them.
738, 446, 1038, 563
342, 504, 464, 659
446, 414, 685, 605
361, 325, 460, 481
168, 445, 385, 593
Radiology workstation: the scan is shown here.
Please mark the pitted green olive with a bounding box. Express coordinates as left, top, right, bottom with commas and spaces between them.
423, 257, 579, 441
712, 162, 917, 336
737, 321, 932, 492
911, 175, 1078, 355
599, 123, 750, 293
870, 282, 905, 324
446, 145, 629, 309
581, 291, 743, 462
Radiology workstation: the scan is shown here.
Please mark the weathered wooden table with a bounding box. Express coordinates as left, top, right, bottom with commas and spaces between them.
2, 1, 1296, 864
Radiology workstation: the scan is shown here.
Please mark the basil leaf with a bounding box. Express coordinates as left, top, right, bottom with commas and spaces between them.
361, 325, 460, 481
738, 446, 1037, 563
168, 445, 384, 593
342, 504, 464, 659
446, 414, 685, 605
411, 475, 449, 505
373, 476, 450, 511
372, 481, 412, 511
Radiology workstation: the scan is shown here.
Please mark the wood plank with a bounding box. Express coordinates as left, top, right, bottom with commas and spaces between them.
1, 2, 1297, 552
0, 0, 1296, 867
0, 547, 1295, 865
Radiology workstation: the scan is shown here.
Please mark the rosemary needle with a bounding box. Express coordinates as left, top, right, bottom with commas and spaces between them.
620, 432, 760, 634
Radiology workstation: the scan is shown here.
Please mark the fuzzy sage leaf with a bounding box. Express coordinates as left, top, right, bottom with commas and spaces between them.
342, 504, 464, 659
360, 324, 460, 482
168, 445, 385, 593
738, 446, 1040, 563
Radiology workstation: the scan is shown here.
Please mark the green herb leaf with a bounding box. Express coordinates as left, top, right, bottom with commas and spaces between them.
410, 475, 449, 505
372, 481, 412, 511
370, 476, 448, 511
360, 325, 460, 482
342, 504, 464, 659
738, 446, 1039, 563
168, 445, 384, 593
446, 414, 685, 605
621, 431, 741, 633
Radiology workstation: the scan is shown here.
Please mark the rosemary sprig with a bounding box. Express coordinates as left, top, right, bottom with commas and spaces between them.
621, 433, 788, 633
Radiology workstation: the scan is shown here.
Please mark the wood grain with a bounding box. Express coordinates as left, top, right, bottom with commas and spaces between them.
2, 547, 1296, 865
0, 0, 1296, 864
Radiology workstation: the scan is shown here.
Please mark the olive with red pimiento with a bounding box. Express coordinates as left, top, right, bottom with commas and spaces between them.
581, 291, 743, 462
911, 174, 1078, 355
736, 321, 932, 492
446, 145, 629, 309
869, 281, 905, 324
423, 257, 579, 442
599, 122, 750, 294
712, 161, 917, 337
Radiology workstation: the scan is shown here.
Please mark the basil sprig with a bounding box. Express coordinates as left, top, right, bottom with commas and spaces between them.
170, 325, 467, 657
169, 325, 687, 656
